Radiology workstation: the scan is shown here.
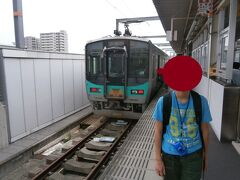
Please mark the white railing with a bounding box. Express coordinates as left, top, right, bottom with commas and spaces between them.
195, 76, 236, 141
0, 48, 89, 142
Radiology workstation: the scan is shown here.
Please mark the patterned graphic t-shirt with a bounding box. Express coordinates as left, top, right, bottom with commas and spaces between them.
152, 91, 212, 156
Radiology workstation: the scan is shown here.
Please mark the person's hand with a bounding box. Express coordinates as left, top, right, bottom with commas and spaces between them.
155, 159, 165, 176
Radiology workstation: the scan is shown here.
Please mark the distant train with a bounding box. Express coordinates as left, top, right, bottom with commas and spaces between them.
85, 36, 168, 119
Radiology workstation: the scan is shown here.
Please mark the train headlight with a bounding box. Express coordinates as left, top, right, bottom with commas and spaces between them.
138, 90, 144, 94
131, 89, 144, 95
90, 88, 101, 93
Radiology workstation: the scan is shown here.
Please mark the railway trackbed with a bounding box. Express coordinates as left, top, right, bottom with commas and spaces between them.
30, 117, 134, 180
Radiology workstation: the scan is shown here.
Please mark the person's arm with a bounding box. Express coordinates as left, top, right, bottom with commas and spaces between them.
201, 122, 209, 171
154, 121, 165, 176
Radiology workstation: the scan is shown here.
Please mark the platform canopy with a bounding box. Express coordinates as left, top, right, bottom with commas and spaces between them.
153, 0, 221, 54
152, 0, 199, 54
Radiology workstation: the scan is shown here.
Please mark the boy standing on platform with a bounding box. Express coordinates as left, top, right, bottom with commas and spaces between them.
152, 56, 212, 180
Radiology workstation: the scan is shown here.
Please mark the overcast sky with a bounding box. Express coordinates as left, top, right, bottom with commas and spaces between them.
0, 0, 168, 54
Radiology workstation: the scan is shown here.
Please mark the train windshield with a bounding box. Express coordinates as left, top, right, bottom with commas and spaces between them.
129, 41, 149, 78
107, 49, 125, 78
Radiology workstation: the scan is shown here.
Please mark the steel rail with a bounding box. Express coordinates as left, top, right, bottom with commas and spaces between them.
85, 120, 133, 180
32, 119, 134, 180
32, 118, 108, 180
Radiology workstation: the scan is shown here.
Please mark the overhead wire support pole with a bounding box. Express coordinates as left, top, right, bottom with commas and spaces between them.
140, 35, 167, 38
12, 0, 25, 48
115, 16, 159, 33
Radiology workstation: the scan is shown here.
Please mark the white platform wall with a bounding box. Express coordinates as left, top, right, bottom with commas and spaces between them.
194, 76, 224, 141
0, 49, 89, 142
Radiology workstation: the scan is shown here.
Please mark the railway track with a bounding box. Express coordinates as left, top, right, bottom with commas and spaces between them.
30, 117, 134, 180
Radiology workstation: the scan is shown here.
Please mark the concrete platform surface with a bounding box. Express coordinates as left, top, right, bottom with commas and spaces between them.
97, 90, 240, 180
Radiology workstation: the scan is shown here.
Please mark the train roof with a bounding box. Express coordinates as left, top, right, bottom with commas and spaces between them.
86, 35, 168, 57
86, 36, 150, 45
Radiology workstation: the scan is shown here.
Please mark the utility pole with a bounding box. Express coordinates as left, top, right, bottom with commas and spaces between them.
12, 0, 25, 48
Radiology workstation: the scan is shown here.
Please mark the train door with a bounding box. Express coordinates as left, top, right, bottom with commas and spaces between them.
103, 47, 127, 99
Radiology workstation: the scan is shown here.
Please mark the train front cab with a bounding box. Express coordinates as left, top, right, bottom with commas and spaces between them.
85, 38, 156, 119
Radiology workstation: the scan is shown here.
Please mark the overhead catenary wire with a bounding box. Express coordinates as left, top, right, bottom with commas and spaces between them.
104, 0, 168, 54
105, 0, 127, 18
122, 0, 135, 16
123, 0, 150, 27
105, 0, 149, 35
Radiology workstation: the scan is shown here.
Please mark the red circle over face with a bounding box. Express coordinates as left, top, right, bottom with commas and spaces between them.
158, 56, 202, 91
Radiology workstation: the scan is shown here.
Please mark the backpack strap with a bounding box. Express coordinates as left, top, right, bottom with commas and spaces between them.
190, 91, 202, 127
190, 90, 204, 149
162, 92, 172, 135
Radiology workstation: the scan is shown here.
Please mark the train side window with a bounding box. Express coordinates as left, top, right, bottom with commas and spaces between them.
152, 55, 157, 78
87, 55, 102, 76
162, 57, 165, 67
129, 41, 149, 78
158, 55, 163, 68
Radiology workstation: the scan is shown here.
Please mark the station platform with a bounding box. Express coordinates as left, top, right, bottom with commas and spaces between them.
98, 91, 240, 180
0, 106, 92, 179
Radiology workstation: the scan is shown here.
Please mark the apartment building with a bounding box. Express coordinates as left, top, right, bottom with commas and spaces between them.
24, 36, 40, 50
40, 30, 68, 52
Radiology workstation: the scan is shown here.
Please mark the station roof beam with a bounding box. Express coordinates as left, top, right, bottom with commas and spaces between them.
152, 0, 198, 54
